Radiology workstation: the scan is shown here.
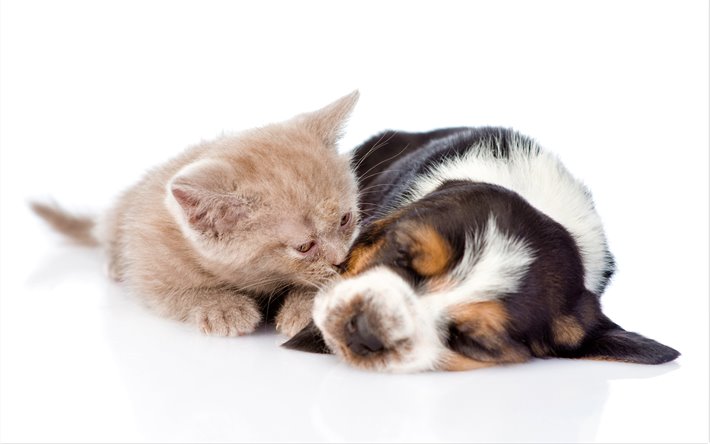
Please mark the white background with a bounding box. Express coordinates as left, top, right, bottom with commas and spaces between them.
1, 1, 708, 442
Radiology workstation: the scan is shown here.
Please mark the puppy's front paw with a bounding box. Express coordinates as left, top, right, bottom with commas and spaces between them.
191, 295, 262, 337
276, 289, 315, 338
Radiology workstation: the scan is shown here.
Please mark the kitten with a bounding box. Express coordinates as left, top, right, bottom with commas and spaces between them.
32, 91, 361, 337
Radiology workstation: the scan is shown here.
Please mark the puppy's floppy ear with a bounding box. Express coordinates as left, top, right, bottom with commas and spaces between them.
282, 321, 331, 354
564, 315, 680, 364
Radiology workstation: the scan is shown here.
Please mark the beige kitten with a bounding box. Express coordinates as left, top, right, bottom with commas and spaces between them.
32, 91, 360, 337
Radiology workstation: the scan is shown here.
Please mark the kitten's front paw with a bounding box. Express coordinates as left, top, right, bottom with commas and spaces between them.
191, 295, 262, 337
276, 289, 315, 338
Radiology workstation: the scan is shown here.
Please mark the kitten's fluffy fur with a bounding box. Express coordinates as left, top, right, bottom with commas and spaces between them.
32, 92, 360, 337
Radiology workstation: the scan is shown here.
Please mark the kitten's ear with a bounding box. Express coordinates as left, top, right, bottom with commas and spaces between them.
299, 90, 359, 147
169, 160, 252, 234
170, 184, 249, 234
565, 316, 680, 364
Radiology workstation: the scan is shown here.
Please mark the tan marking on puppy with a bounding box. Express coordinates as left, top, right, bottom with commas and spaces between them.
449, 300, 530, 364
450, 300, 509, 336
341, 208, 411, 278
343, 238, 385, 277
410, 225, 452, 277
581, 356, 617, 362
552, 315, 585, 347
530, 340, 551, 357
396, 222, 452, 277
440, 351, 496, 372
425, 275, 456, 293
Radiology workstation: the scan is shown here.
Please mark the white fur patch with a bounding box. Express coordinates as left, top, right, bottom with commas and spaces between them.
424, 216, 534, 309
400, 137, 609, 293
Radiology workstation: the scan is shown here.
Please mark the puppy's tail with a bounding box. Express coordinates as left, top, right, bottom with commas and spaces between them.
30, 201, 98, 247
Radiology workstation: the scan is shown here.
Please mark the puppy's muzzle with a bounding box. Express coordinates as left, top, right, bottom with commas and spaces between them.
345, 312, 384, 356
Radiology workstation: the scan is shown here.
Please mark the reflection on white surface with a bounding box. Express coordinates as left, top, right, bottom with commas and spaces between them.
1, 240, 700, 443
308, 361, 678, 443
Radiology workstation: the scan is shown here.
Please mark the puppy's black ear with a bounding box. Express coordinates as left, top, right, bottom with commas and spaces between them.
564, 316, 679, 364
282, 321, 331, 354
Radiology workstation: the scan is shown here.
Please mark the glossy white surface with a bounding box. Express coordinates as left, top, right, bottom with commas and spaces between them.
1, 1, 708, 442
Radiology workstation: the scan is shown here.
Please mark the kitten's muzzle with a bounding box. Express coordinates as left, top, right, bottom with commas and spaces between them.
345, 312, 385, 356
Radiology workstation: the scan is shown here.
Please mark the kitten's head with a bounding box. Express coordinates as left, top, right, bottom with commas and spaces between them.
166, 91, 360, 290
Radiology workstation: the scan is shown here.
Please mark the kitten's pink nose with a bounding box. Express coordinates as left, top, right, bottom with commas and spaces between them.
324, 246, 346, 268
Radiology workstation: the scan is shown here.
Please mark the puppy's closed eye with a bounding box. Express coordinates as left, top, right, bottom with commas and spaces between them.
394, 223, 452, 277
394, 248, 410, 268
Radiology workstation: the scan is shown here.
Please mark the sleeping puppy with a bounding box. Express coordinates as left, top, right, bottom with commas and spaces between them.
284, 127, 679, 372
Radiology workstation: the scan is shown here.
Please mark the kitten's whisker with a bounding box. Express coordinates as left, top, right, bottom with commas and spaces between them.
357, 204, 382, 211
352, 131, 398, 169
356, 143, 411, 186
309, 279, 334, 293
298, 269, 341, 293
357, 182, 399, 195
359, 182, 399, 190
351, 131, 399, 171
356, 169, 406, 186
262, 286, 283, 321
229, 276, 289, 294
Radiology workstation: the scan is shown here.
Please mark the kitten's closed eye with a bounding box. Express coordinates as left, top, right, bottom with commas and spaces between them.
296, 241, 315, 253
340, 212, 352, 227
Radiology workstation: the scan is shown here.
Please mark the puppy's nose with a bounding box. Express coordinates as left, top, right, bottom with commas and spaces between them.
345, 312, 384, 356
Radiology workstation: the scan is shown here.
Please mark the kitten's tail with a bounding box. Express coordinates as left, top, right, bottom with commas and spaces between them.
30, 201, 98, 247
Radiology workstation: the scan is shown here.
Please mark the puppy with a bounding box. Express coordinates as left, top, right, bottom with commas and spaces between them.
285, 127, 679, 372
